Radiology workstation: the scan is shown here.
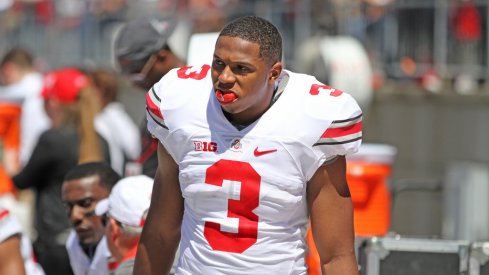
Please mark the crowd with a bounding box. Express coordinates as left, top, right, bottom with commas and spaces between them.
0, 13, 363, 275
0, 11, 185, 274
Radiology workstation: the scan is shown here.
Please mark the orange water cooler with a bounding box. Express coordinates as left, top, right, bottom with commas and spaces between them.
347, 143, 397, 236
306, 143, 397, 274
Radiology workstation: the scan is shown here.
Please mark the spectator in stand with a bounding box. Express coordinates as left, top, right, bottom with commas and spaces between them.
94, 175, 153, 275
12, 67, 110, 275
62, 161, 121, 275
89, 68, 141, 176
0, 47, 50, 170
0, 203, 45, 275
452, 0, 481, 53
113, 16, 188, 177
451, 0, 482, 94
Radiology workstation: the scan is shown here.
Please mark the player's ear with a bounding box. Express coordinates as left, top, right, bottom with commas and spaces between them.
109, 218, 121, 238
269, 62, 283, 80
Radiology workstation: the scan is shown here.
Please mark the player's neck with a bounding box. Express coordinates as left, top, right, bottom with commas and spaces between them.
223, 93, 274, 129
224, 111, 252, 130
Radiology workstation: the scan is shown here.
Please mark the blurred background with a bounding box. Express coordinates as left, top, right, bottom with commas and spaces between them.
1, 0, 488, 244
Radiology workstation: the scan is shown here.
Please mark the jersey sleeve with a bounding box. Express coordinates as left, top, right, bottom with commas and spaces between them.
0, 208, 22, 243
313, 93, 363, 161
146, 77, 170, 147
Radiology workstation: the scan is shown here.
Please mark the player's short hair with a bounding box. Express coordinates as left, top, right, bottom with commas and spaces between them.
219, 16, 282, 65
64, 162, 121, 191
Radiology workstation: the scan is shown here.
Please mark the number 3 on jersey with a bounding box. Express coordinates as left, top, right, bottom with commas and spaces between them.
204, 159, 261, 253
177, 65, 211, 80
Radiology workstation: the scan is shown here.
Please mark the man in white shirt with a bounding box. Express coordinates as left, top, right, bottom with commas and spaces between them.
0, 47, 50, 168
95, 175, 154, 275
62, 162, 121, 275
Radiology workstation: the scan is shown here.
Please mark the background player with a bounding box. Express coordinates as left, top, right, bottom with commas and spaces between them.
113, 17, 188, 177
62, 162, 121, 275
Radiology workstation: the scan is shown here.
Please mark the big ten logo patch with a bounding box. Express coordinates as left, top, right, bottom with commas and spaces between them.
193, 140, 218, 152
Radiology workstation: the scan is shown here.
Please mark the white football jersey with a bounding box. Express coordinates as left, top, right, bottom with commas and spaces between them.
147, 65, 362, 275
0, 207, 45, 275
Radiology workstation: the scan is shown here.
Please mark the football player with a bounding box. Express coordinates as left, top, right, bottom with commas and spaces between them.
135, 15, 362, 275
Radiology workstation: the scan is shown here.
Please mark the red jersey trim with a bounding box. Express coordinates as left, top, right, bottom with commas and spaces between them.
0, 209, 9, 220
146, 87, 167, 129
322, 121, 362, 138
314, 113, 363, 146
